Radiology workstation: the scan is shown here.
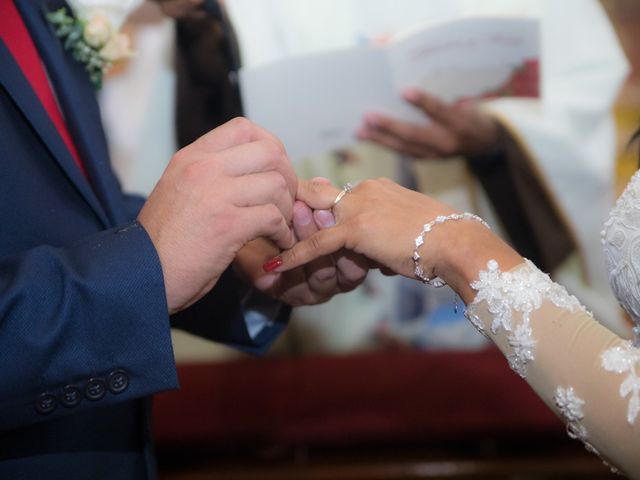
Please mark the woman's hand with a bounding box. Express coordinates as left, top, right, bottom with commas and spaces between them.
269, 177, 456, 279
269, 178, 523, 303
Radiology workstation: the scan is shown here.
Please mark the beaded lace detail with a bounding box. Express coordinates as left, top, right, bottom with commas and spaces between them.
601, 342, 640, 425
465, 259, 587, 378
554, 386, 591, 446
554, 386, 621, 475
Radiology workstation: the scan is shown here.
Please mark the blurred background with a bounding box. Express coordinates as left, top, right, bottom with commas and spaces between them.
100, 1, 640, 478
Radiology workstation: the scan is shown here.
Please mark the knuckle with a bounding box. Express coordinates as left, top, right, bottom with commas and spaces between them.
309, 177, 328, 194
229, 117, 255, 141
261, 138, 286, 163
229, 116, 253, 131
270, 136, 287, 156
284, 246, 298, 265
182, 160, 205, 183
265, 204, 284, 227
274, 172, 288, 191
308, 232, 324, 252
359, 178, 377, 191
170, 147, 189, 165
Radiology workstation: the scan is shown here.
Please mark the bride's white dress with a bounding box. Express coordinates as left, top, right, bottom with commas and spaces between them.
463, 172, 640, 477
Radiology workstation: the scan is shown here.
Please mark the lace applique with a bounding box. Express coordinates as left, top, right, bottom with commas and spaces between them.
466, 259, 587, 378
554, 386, 590, 443
601, 341, 640, 425
554, 386, 622, 475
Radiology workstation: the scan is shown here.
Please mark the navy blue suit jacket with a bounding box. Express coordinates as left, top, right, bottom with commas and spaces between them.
0, 1, 286, 478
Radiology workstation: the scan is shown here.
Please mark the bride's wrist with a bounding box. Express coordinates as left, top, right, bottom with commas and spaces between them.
427, 219, 523, 303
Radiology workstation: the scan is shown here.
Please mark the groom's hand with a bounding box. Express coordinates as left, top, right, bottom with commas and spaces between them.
138, 117, 297, 314
234, 200, 369, 306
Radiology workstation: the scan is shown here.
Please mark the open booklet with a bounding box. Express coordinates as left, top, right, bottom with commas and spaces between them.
239, 16, 539, 162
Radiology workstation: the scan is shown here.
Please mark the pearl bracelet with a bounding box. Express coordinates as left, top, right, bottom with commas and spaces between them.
413, 212, 490, 286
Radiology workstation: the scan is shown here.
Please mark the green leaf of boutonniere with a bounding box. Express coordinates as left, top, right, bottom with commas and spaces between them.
46, 7, 132, 90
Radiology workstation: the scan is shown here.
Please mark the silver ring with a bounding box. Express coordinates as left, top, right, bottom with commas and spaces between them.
333, 182, 353, 207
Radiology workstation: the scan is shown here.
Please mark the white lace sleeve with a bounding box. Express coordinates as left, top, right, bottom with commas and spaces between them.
465, 260, 640, 477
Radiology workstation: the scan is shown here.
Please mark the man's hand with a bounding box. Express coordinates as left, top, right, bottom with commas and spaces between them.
234, 199, 369, 306
138, 117, 297, 314
356, 88, 500, 159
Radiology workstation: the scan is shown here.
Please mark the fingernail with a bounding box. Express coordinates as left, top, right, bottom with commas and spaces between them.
314, 209, 335, 228
363, 112, 381, 127
402, 87, 420, 102
263, 256, 283, 273
293, 202, 312, 226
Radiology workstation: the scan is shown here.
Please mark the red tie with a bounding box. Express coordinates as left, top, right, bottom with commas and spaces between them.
0, 0, 87, 177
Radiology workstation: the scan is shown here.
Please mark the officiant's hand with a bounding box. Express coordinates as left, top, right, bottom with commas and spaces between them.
138, 117, 297, 315
235, 194, 369, 306
356, 88, 500, 159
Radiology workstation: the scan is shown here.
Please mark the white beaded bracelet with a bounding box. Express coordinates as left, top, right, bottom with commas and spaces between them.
412, 212, 490, 286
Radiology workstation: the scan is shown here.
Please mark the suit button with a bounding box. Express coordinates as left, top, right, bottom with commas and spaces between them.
85, 378, 106, 401
35, 393, 57, 415
61, 385, 82, 407
108, 370, 129, 394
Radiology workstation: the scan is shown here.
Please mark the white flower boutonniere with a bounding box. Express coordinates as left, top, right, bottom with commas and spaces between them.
46, 0, 141, 89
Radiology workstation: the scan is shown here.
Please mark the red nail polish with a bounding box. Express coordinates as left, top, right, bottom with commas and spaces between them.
262, 256, 283, 273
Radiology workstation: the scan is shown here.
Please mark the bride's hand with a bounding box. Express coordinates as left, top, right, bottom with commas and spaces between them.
266, 177, 455, 279
267, 177, 522, 303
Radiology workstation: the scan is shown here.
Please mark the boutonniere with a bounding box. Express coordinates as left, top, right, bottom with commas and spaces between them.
46, 1, 140, 89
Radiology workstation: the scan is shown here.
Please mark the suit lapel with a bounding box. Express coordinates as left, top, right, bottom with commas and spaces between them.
0, 40, 110, 228
16, 0, 127, 226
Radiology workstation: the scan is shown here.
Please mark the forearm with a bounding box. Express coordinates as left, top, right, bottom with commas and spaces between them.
464, 259, 639, 476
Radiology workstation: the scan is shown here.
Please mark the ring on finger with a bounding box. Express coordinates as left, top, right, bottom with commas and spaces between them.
333, 182, 353, 208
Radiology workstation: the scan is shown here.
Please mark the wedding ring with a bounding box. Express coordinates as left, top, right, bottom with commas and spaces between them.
333, 182, 353, 207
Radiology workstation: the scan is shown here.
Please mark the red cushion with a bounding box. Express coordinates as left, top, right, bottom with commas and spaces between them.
153, 348, 563, 448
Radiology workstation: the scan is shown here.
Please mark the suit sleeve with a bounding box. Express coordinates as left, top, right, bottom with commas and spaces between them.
0, 221, 176, 431
0, 219, 287, 432
121, 194, 290, 353
170, 268, 290, 355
